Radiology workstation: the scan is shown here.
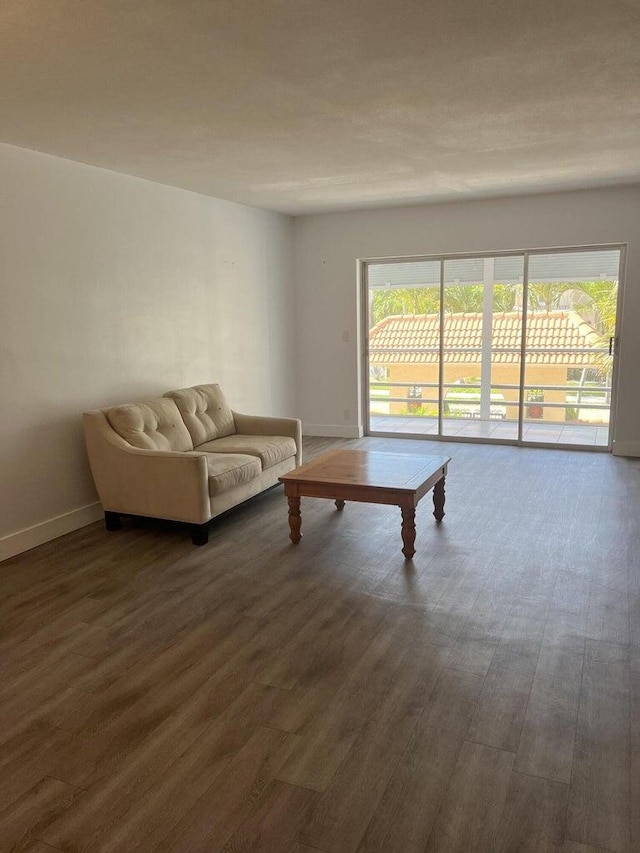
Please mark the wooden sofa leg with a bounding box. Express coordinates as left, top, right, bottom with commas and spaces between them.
104, 511, 121, 532
191, 524, 209, 546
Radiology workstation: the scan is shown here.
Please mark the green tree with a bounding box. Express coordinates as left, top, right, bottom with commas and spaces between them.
571, 281, 616, 337
493, 284, 518, 312
443, 284, 484, 313
571, 280, 618, 380
371, 283, 519, 325
527, 281, 571, 312
443, 283, 517, 313
370, 287, 440, 325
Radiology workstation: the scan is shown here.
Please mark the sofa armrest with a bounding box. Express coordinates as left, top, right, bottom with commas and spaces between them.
232, 411, 302, 466
83, 411, 210, 524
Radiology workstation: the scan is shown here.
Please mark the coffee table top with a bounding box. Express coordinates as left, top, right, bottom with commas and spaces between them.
280, 449, 450, 493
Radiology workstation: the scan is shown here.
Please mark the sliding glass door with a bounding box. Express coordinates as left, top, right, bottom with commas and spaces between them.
365, 245, 622, 449
522, 250, 619, 446
441, 256, 523, 441
367, 260, 441, 437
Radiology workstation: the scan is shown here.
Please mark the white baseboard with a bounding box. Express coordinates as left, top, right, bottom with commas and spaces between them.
612, 440, 640, 458
303, 424, 364, 439
0, 502, 103, 563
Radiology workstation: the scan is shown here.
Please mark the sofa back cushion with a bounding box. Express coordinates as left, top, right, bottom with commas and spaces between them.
164, 384, 236, 446
106, 398, 194, 452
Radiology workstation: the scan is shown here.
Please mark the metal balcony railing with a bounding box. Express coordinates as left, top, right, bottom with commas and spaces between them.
370, 382, 612, 411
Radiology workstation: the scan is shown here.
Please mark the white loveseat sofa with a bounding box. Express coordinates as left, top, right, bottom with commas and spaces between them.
83, 384, 301, 544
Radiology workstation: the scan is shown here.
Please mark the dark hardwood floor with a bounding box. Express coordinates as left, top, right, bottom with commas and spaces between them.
1, 435, 639, 852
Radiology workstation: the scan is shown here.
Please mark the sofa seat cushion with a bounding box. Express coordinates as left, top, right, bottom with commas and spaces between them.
204, 453, 261, 496
106, 398, 194, 452
198, 435, 297, 470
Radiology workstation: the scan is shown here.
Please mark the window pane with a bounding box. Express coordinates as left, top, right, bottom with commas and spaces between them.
441, 256, 523, 441
368, 260, 440, 435
523, 250, 619, 447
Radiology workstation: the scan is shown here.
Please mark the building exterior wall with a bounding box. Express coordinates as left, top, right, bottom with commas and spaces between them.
378, 361, 573, 422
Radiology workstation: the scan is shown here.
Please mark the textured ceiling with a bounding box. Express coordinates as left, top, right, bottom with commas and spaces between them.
1, 0, 639, 214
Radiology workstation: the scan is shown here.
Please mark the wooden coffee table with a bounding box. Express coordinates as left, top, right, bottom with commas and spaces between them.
279, 449, 450, 559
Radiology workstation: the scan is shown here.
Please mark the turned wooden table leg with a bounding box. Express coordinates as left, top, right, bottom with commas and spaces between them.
433, 476, 446, 522
400, 506, 416, 559
287, 495, 302, 544
335, 499, 345, 511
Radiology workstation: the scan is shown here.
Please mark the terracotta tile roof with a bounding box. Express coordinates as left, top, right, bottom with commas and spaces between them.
369, 311, 602, 366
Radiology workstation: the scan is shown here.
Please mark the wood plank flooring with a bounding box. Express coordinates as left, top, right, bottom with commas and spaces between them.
1, 435, 639, 852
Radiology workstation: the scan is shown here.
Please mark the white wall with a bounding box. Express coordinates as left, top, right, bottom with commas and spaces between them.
0, 143, 295, 560
294, 186, 640, 453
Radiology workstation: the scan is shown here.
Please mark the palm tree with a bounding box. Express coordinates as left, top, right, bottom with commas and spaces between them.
443, 284, 484, 313
370, 287, 440, 325
527, 282, 571, 312
444, 283, 518, 313
492, 284, 517, 312
571, 280, 618, 383
571, 281, 617, 337
372, 282, 520, 324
